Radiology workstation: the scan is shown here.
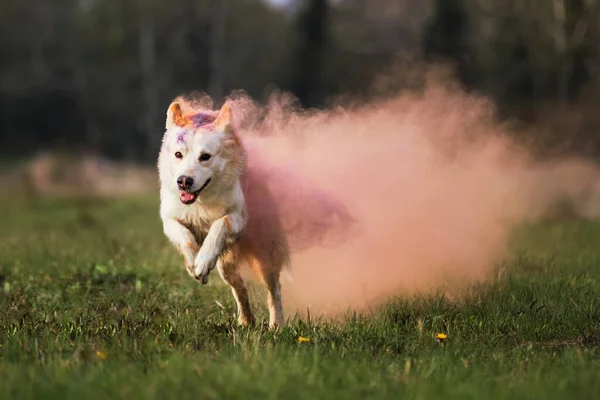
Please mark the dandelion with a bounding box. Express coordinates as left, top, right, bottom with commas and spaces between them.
96, 350, 107, 360
436, 333, 448, 343
298, 336, 311, 343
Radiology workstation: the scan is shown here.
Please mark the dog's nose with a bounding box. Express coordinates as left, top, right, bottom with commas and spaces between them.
177, 175, 194, 189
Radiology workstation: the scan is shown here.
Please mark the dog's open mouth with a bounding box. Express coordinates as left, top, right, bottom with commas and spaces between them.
179, 179, 211, 205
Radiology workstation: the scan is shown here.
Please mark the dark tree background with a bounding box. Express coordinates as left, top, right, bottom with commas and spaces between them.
1, 0, 600, 162
291, 0, 329, 107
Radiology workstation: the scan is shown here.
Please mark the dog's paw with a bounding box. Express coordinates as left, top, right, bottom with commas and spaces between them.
194, 252, 217, 285
185, 263, 196, 278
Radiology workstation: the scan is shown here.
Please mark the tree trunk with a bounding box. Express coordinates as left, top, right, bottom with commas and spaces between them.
139, 10, 159, 160
209, 0, 228, 104
553, 0, 569, 107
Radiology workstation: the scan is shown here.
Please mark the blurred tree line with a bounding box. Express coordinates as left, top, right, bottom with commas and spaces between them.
0, 0, 599, 162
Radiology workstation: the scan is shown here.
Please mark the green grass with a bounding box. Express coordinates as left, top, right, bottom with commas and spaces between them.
0, 196, 599, 399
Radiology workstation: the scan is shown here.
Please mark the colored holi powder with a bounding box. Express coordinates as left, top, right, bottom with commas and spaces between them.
219, 82, 600, 318
176, 131, 188, 144
191, 113, 217, 127
176, 113, 218, 144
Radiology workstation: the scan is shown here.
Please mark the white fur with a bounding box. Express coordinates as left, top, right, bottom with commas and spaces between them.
158, 105, 245, 284
158, 101, 288, 328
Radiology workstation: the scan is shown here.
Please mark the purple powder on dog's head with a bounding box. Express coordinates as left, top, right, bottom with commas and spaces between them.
191, 113, 217, 127
176, 130, 188, 144
174, 113, 218, 144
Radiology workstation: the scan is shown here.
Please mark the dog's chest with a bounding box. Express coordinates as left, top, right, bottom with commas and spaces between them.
177, 203, 226, 243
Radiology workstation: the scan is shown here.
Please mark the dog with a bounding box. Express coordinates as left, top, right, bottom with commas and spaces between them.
157, 97, 290, 328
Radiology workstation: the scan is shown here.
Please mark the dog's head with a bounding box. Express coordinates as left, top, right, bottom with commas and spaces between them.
159, 100, 245, 205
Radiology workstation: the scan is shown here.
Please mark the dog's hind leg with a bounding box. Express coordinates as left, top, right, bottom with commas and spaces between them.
217, 252, 254, 326
265, 274, 284, 329
254, 262, 284, 329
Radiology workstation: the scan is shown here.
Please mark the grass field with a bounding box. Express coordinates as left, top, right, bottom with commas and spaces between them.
0, 195, 599, 399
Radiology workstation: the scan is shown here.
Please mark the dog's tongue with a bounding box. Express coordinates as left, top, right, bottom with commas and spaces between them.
180, 190, 195, 202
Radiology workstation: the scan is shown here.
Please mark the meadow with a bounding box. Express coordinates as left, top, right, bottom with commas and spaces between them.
0, 195, 599, 399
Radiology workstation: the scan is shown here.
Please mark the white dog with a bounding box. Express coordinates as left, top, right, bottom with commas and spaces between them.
157, 98, 290, 328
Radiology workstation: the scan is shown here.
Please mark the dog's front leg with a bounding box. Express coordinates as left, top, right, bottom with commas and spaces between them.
163, 218, 199, 278
194, 212, 245, 284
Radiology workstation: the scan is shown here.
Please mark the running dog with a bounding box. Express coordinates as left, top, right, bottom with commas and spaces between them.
157, 98, 289, 328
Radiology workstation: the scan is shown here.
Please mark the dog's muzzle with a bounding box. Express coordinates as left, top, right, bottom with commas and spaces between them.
178, 178, 211, 205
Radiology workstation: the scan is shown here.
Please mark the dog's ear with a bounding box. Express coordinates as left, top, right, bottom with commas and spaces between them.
213, 102, 234, 134
166, 102, 186, 129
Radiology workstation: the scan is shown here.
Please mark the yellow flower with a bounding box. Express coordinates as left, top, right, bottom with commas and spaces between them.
298, 336, 311, 343
436, 333, 448, 342
96, 350, 107, 360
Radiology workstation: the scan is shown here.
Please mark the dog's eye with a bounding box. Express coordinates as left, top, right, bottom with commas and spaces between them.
175, 152, 183, 159
199, 153, 212, 161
